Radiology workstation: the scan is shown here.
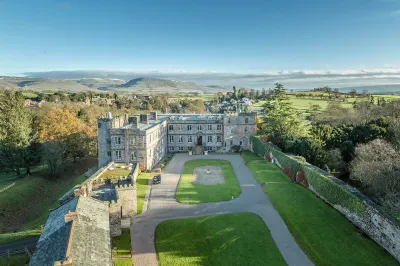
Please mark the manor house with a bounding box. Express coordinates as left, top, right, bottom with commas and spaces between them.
97, 111, 257, 170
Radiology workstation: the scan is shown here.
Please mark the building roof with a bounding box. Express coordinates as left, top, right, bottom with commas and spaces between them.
29, 196, 111, 266
29, 197, 78, 266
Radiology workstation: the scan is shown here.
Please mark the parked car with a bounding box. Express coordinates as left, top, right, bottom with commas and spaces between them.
153, 175, 161, 184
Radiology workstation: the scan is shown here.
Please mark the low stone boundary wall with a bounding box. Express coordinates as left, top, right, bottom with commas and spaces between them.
251, 136, 400, 262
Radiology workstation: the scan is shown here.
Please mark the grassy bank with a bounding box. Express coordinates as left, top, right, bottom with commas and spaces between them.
0, 158, 97, 233
136, 172, 150, 214
155, 213, 286, 266
242, 152, 399, 266
176, 159, 241, 204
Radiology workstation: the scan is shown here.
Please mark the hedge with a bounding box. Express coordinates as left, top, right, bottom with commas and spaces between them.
253, 137, 366, 216
252, 136, 267, 157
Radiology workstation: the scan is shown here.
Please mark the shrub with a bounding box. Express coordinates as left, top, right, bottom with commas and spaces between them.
160, 163, 165, 168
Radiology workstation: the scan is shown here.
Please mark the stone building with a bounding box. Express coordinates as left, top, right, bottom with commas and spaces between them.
97, 111, 257, 170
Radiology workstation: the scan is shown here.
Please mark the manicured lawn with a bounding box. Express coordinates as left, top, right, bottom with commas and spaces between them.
155, 212, 287, 266
98, 165, 131, 179
176, 159, 241, 204
0, 254, 30, 266
114, 258, 133, 266
112, 228, 131, 256
241, 151, 262, 164
246, 160, 291, 183
263, 184, 398, 266
136, 172, 150, 214
0, 158, 97, 233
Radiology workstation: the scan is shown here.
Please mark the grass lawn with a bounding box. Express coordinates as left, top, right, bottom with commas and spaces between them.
112, 228, 131, 256
155, 212, 286, 266
0, 254, 30, 266
114, 258, 133, 266
0, 158, 97, 233
136, 173, 150, 214
176, 159, 241, 204
264, 184, 398, 266
98, 165, 131, 179
0, 229, 41, 244
242, 152, 398, 265
246, 160, 291, 183
240, 151, 262, 164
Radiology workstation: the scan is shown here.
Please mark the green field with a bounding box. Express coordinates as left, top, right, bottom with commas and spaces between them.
155, 213, 287, 266
0, 158, 97, 233
253, 93, 400, 114
242, 153, 399, 266
136, 172, 150, 214
176, 159, 241, 204
112, 228, 133, 266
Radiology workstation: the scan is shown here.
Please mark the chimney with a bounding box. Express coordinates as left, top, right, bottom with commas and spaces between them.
149, 111, 157, 120
140, 114, 148, 124
64, 210, 79, 223
128, 116, 138, 128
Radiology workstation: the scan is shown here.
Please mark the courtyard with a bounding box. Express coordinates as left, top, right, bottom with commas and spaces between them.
130, 153, 398, 266
176, 159, 241, 204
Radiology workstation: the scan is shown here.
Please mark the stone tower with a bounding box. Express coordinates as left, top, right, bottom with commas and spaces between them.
97, 112, 113, 168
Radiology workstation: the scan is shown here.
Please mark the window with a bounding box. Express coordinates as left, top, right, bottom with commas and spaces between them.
217, 124, 222, 130
130, 137, 135, 145
240, 140, 243, 146
245, 118, 249, 124
197, 124, 202, 131
187, 124, 192, 131
115, 150, 122, 160
228, 118, 231, 123
169, 135, 174, 142
207, 136, 213, 143
207, 146, 213, 151
188, 135, 192, 143
178, 136, 183, 143
131, 151, 137, 160
168, 124, 174, 131
107, 152, 111, 157
148, 135, 152, 143
245, 126, 248, 132
149, 149, 152, 157
207, 124, 212, 130
179, 147, 184, 151
114, 136, 121, 145
217, 136, 221, 143
169, 146, 175, 151
98, 123, 102, 128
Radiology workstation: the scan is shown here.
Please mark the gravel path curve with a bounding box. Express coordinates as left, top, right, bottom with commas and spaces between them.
130, 154, 313, 266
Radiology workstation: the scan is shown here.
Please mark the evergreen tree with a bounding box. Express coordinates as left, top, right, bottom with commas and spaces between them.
0, 90, 33, 176
260, 83, 305, 147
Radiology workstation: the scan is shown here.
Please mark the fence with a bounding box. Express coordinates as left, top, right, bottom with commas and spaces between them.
251, 136, 400, 262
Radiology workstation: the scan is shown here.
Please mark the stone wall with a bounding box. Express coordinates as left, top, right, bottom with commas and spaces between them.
254, 137, 400, 262
109, 201, 121, 237
115, 183, 137, 218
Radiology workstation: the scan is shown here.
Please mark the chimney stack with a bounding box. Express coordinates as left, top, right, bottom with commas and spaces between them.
149, 111, 157, 120
140, 114, 148, 124
64, 210, 79, 223
128, 116, 138, 128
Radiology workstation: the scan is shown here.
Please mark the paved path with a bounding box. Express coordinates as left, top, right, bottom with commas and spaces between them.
131, 154, 313, 266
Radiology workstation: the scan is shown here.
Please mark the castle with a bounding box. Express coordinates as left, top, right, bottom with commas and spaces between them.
97, 111, 257, 170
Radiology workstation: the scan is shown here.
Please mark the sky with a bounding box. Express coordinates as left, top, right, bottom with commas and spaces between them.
1, 0, 400, 88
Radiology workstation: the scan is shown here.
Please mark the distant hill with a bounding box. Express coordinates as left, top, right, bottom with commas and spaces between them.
100, 77, 224, 94
338, 84, 400, 94
0, 76, 230, 94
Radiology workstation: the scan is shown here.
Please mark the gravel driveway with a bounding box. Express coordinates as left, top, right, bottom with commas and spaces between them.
130, 154, 313, 266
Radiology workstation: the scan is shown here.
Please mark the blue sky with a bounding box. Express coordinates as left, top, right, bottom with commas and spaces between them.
0, 0, 400, 80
